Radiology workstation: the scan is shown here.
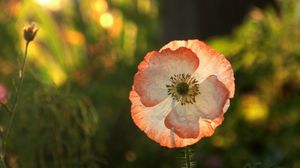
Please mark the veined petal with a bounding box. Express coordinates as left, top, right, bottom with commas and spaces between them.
133, 47, 199, 107
164, 104, 199, 138
130, 89, 224, 148
163, 75, 228, 139
195, 75, 230, 119
161, 40, 235, 99
130, 89, 176, 147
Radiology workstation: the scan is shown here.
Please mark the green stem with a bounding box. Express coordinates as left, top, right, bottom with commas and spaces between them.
0, 129, 5, 168
6, 41, 29, 134
1, 41, 30, 166
0, 103, 10, 114
185, 146, 191, 168
0, 158, 6, 168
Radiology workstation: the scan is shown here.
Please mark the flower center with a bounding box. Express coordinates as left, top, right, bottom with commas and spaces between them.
176, 82, 189, 95
166, 73, 200, 105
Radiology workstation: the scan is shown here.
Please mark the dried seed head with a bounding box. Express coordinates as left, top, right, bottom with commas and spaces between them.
23, 23, 38, 42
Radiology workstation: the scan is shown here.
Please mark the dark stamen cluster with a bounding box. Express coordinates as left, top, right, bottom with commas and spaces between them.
166, 73, 200, 105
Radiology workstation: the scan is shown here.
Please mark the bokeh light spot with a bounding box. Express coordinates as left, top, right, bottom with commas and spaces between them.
36, 0, 61, 10
240, 95, 269, 122
125, 151, 136, 162
65, 30, 85, 45
99, 12, 114, 29
94, 0, 108, 13
50, 65, 67, 86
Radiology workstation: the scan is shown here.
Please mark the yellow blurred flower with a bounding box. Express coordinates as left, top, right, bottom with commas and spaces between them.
65, 29, 85, 45
240, 94, 269, 122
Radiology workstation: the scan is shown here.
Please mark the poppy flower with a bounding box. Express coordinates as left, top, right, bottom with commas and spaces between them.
129, 40, 235, 148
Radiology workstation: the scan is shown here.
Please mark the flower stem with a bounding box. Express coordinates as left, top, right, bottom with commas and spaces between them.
185, 146, 192, 168
1, 41, 30, 165
0, 127, 5, 168
5, 41, 29, 137
0, 157, 6, 168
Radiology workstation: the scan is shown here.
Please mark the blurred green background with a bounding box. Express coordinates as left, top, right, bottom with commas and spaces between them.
0, 0, 300, 167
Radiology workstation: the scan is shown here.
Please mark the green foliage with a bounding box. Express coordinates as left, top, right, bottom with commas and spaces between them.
208, 0, 300, 167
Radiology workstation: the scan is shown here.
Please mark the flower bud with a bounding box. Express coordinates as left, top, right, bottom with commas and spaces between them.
23, 23, 38, 42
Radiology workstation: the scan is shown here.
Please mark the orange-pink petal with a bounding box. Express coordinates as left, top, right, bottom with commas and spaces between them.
130, 88, 225, 148
163, 75, 228, 140
164, 105, 199, 139
134, 47, 199, 107
161, 40, 235, 99
195, 75, 230, 119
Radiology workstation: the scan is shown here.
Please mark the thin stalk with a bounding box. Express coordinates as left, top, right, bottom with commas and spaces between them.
0, 103, 10, 114
0, 160, 6, 168
2, 41, 30, 154
185, 146, 191, 168
4, 41, 29, 139
0, 129, 5, 168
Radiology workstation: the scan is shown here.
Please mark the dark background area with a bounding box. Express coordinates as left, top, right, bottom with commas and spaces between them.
161, 0, 278, 41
